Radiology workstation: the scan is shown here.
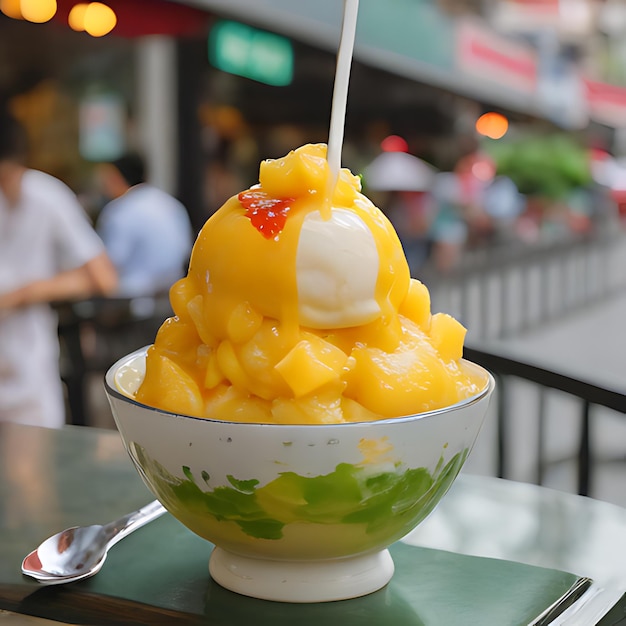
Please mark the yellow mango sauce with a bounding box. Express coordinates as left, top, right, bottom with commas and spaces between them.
136, 144, 486, 423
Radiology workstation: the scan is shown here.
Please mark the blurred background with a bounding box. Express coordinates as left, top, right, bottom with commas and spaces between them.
1, 0, 625, 505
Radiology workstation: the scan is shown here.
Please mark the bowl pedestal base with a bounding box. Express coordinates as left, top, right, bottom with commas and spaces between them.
208, 546, 395, 603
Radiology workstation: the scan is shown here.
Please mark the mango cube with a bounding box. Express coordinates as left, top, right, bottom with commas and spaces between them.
205, 385, 273, 423
399, 279, 431, 329
187, 294, 216, 346
216, 340, 251, 391
169, 277, 196, 322
259, 144, 329, 198
346, 337, 456, 417
429, 312, 466, 362
275, 335, 348, 398
235, 320, 293, 399
136, 350, 204, 417
271, 384, 345, 424
226, 301, 263, 344
154, 317, 200, 362
203, 347, 225, 390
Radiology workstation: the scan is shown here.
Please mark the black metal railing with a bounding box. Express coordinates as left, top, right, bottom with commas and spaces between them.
57, 295, 172, 426
464, 344, 626, 498
421, 230, 626, 341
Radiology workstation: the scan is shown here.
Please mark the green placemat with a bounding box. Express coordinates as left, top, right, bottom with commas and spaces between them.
13, 514, 586, 626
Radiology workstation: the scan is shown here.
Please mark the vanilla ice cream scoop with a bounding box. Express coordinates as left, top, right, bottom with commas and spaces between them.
181, 144, 410, 338
296, 208, 380, 328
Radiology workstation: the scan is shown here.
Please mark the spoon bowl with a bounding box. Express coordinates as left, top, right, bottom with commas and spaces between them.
22, 500, 166, 585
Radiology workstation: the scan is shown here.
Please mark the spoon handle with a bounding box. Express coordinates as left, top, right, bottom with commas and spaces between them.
103, 500, 167, 548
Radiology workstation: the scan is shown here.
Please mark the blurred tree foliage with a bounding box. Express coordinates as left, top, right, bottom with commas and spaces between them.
486, 134, 592, 200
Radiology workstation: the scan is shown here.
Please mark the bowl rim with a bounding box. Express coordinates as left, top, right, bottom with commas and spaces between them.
104, 346, 495, 428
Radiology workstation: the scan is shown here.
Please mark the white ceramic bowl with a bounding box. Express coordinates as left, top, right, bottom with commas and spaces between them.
105, 348, 494, 603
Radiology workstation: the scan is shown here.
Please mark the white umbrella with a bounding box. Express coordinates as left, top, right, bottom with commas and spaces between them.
362, 151, 437, 192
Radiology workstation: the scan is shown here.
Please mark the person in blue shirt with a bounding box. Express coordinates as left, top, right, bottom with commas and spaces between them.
96, 153, 193, 297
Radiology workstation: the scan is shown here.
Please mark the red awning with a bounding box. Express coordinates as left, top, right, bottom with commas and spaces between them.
584, 78, 626, 128
457, 18, 538, 95
54, 0, 210, 37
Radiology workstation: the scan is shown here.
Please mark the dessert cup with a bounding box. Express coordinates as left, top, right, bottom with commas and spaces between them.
105, 347, 494, 603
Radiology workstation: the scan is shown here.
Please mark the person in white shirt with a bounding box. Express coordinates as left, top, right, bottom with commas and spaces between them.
0, 109, 118, 428
96, 153, 193, 298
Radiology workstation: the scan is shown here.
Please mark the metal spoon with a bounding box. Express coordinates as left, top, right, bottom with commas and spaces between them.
22, 499, 167, 585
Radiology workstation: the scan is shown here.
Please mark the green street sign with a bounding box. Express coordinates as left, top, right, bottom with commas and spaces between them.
208, 20, 294, 86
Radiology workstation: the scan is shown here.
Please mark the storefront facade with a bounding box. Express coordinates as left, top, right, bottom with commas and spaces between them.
4, 0, 622, 231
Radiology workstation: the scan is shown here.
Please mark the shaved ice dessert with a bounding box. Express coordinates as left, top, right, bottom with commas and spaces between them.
133, 143, 485, 424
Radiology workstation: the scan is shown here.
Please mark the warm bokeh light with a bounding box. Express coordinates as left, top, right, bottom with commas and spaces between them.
20, 0, 57, 23
475, 112, 509, 139
456, 152, 496, 181
471, 159, 497, 181
68, 2, 88, 31
380, 135, 409, 153
0, 0, 23, 19
83, 2, 116, 37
